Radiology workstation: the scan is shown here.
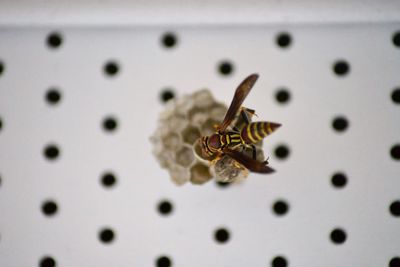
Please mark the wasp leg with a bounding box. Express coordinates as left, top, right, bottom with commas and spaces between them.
240, 108, 252, 125
242, 144, 257, 160
243, 107, 256, 116
250, 144, 257, 160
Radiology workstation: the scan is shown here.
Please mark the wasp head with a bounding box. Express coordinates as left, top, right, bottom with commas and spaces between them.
199, 133, 222, 158
208, 133, 221, 149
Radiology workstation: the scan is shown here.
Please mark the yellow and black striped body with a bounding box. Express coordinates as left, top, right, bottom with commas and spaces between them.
200, 121, 281, 157
201, 131, 244, 156
240, 122, 280, 144
222, 132, 243, 150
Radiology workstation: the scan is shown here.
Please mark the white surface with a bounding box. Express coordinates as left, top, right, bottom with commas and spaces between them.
0, 0, 400, 26
0, 14, 400, 267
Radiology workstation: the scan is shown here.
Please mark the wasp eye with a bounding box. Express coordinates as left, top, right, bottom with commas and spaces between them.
208, 134, 221, 149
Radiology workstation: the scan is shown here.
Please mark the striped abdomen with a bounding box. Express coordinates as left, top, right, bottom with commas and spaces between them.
240, 122, 281, 144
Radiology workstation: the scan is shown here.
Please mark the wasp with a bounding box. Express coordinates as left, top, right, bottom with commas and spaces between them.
199, 74, 281, 173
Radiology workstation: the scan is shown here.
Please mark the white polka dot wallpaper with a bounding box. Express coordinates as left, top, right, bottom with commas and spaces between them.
0, 2, 400, 267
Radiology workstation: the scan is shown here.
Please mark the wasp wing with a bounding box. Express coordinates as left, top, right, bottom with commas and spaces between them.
218, 73, 259, 132
223, 148, 275, 174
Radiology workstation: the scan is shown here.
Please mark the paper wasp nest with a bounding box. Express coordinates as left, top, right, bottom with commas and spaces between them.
150, 89, 266, 185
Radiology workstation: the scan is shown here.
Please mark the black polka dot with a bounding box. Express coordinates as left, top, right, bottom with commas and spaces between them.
40, 256, 56, 267
161, 32, 178, 48
158, 200, 173, 215
216, 181, 231, 188
271, 256, 288, 267
330, 228, 346, 244
275, 88, 291, 104
390, 144, 400, 160
272, 200, 289, 216
393, 31, 400, 48
0, 61, 4, 76
101, 172, 116, 188
42, 200, 58, 216
333, 60, 350, 76
156, 256, 172, 267
160, 89, 175, 103
214, 228, 230, 243
43, 144, 60, 161
276, 32, 292, 48
0, 117, 3, 131
102, 116, 118, 132
332, 116, 349, 132
218, 61, 234, 76
45, 88, 61, 105
389, 200, 400, 217
392, 88, 400, 104
103, 61, 119, 77
99, 228, 115, 244
331, 172, 347, 188
274, 144, 290, 160
46, 32, 62, 49
390, 257, 400, 267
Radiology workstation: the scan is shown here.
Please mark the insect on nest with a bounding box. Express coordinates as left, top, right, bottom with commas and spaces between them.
196, 74, 281, 175
151, 74, 282, 185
